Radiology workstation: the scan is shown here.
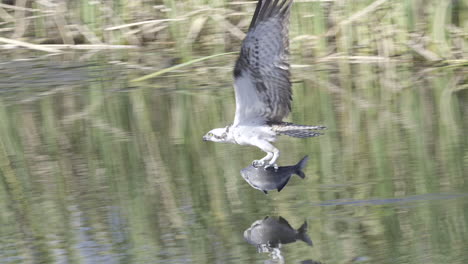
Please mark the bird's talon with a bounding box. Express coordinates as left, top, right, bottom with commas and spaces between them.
252, 160, 264, 168
263, 163, 279, 171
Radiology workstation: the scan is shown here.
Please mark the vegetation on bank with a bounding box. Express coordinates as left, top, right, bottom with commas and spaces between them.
0, 0, 466, 66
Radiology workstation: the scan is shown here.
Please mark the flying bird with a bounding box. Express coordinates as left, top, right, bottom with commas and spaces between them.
203, 0, 325, 169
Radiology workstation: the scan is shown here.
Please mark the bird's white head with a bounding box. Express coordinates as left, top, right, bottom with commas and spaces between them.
202, 126, 232, 143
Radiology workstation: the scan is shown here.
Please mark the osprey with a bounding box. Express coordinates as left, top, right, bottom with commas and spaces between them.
203, 0, 325, 169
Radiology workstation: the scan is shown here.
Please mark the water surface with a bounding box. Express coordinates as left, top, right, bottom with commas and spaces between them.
0, 51, 467, 264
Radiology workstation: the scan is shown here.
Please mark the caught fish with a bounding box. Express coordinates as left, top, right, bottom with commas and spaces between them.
240, 155, 309, 194
244, 216, 313, 250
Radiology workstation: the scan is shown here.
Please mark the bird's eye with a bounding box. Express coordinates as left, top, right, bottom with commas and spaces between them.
208, 133, 213, 137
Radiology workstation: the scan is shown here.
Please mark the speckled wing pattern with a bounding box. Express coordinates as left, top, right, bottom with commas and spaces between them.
232, 0, 292, 125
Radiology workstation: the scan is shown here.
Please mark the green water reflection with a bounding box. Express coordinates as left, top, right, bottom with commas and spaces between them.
0, 54, 467, 264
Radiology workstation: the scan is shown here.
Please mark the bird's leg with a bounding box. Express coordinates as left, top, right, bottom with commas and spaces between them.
250, 139, 279, 171
264, 148, 280, 171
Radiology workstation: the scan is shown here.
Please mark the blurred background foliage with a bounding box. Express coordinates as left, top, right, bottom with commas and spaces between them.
0, 0, 467, 63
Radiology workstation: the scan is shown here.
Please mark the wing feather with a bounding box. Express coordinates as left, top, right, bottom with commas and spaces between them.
233, 0, 292, 125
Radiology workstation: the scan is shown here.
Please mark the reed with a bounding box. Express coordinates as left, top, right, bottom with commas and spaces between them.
0, 0, 465, 64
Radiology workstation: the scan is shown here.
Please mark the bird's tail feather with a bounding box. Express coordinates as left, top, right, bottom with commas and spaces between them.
270, 122, 326, 138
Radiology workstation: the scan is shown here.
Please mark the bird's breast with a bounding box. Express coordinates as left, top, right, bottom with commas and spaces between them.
231, 125, 276, 145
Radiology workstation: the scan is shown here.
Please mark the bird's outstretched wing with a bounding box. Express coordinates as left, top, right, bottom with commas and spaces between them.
233, 0, 292, 126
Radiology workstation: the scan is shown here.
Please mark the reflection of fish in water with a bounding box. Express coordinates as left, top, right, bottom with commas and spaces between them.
300, 260, 322, 264
244, 216, 313, 250
240, 156, 309, 194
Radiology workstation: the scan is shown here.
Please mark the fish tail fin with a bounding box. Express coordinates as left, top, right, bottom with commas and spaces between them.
295, 155, 309, 179
298, 221, 313, 246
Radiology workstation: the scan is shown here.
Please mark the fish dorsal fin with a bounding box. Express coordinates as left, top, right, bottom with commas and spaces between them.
278, 216, 293, 228
277, 176, 291, 192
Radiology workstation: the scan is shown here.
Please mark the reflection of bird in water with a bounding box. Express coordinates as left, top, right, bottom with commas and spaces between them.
263, 248, 284, 264
241, 155, 309, 194
202, 0, 325, 169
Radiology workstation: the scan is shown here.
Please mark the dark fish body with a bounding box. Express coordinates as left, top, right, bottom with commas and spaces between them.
244, 216, 313, 248
240, 156, 309, 193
